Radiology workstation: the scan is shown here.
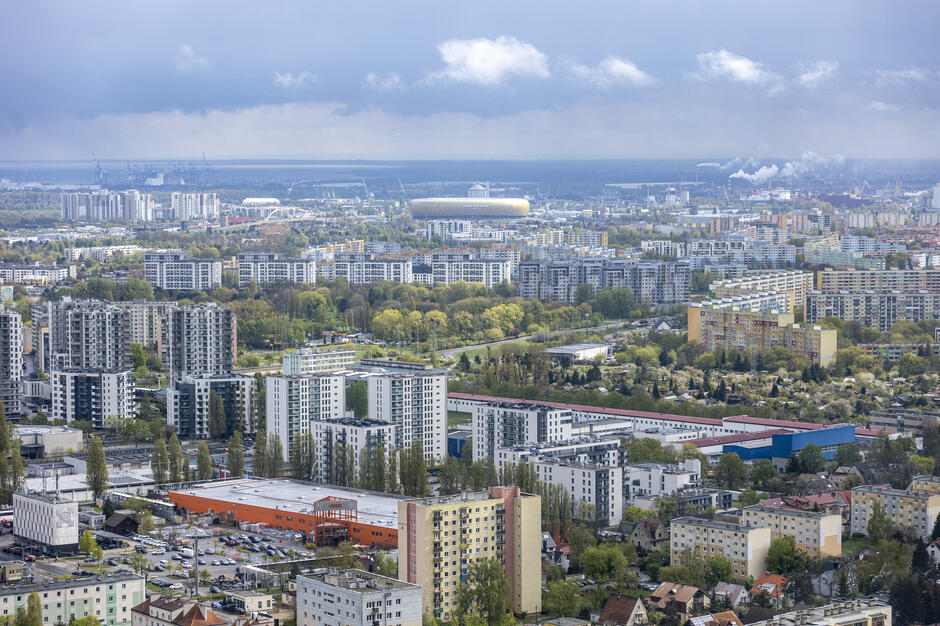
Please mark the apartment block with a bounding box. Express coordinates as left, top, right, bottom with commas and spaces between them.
13, 491, 78, 556
517, 258, 690, 305
237, 252, 317, 287
50, 369, 134, 428
669, 517, 771, 581
0, 264, 74, 285
869, 408, 940, 435
144, 252, 222, 291
494, 436, 622, 469
851, 478, 940, 542
709, 270, 814, 307
0, 304, 23, 416
310, 418, 397, 483
805, 291, 940, 331
472, 401, 573, 462
161, 303, 236, 381
170, 192, 219, 221
282, 348, 356, 375
399, 487, 541, 620
532, 458, 623, 526
44, 299, 132, 372
297, 569, 422, 626
64, 245, 143, 263
267, 374, 346, 459
741, 505, 841, 557
688, 304, 836, 366
746, 598, 891, 626
333, 254, 413, 285
817, 269, 940, 293
368, 372, 447, 462
624, 460, 702, 503
61, 190, 153, 223
567, 231, 609, 247
429, 259, 512, 287
167, 374, 255, 438
0, 573, 144, 626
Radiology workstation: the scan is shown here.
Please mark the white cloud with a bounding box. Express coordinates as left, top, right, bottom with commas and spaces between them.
428, 36, 549, 85
696, 49, 783, 93
174, 43, 208, 72
365, 72, 404, 90
780, 151, 845, 177
729, 164, 779, 184
696, 162, 721, 168
796, 60, 838, 87
867, 100, 899, 112
875, 67, 931, 85
273, 71, 314, 88
567, 56, 652, 87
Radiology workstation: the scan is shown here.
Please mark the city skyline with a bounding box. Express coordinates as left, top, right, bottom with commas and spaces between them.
1, 1, 938, 160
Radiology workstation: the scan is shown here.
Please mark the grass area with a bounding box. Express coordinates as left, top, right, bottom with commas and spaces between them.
842, 536, 875, 555
448, 410, 471, 428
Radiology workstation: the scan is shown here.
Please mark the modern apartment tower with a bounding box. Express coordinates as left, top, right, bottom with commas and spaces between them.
0, 304, 23, 416
266, 374, 346, 460
368, 372, 447, 462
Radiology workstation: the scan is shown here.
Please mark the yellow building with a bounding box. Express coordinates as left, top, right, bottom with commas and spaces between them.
688, 305, 837, 366
851, 478, 940, 542
741, 505, 841, 557
398, 486, 541, 621
567, 231, 609, 247
670, 517, 771, 582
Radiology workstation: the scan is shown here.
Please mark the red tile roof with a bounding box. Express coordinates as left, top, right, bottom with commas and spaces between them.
599, 595, 645, 625
751, 573, 788, 598
172, 605, 227, 626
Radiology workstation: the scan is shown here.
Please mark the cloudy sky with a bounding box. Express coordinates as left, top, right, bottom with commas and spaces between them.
1, 1, 938, 160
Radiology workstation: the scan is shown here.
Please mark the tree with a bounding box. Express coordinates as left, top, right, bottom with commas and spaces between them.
836, 569, 851, 598
227, 432, 245, 478
24, 592, 41, 626
290, 431, 316, 481
715, 453, 747, 489
151, 439, 169, 485
706, 555, 734, 584
78, 529, 98, 554
798, 444, 826, 474
346, 381, 368, 418
168, 433, 183, 483
766, 536, 800, 574
265, 433, 284, 477
374, 552, 397, 578
208, 390, 227, 439
399, 439, 428, 497
85, 436, 109, 500
196, 441, 212, 480
254, 434, 269, 478
0, 404, 26, 505
136, 510, 155, 534
582, 544, 628, 583
834, 443, 861, 467
453, 558, 510, 625
543, 580, 580, 618
867, 499, 889, 542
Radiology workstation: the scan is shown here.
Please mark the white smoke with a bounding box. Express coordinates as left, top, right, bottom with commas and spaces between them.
696, 162, 721, 168
720, 156, 761, 170
780, 151, 845, 178
729, 164, 779, 184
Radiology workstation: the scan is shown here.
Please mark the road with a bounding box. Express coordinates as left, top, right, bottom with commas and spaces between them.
438, 320, 632, 360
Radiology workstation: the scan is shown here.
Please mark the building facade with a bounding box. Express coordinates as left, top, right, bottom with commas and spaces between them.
741, 505, 842, 557
281, 348, 356, 375
0, 304, 23, 416
144, 252, 222, 291
296, 569, 422, 626
368, 372, 447, 462
709, 270, 814, 307
670, 517, 771, 581
805, 291, 940, 331
237, 253, 317, 287
398, 487, 541, 620
518, 258, 690, 305
851, 478, 940, 543
161, 303, 236, 381
167, 374, 255, 438
44, 299, 133, 372
12, 492, 78, 556
50, 370, 134, 428
266, 374, 346, 460
310, 419, 397, 483
1, 573, 144, 626
472, 401, 573, 462
532, 458, 623, 526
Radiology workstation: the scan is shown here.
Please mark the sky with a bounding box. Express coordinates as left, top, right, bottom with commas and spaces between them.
1, 1, 939, 161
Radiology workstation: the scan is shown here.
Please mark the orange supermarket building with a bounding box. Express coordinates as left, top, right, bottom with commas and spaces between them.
169, 478, 405, 548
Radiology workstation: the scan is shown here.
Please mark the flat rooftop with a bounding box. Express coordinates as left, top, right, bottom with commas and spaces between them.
300, 568, 418, 592
170, 479, 409, 528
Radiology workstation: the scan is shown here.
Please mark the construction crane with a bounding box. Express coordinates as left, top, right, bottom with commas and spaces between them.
398, 178, 409, 204
361, 177, 372, 199
91, 153, 106, 186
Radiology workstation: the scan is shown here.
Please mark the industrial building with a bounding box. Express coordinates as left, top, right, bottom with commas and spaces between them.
546, 342, 612, 363
169, 479, 407, 547
398, 486, 541, 620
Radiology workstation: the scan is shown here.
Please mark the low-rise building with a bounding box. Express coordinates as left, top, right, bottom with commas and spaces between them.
296, 569, 422, 626
745, 597, 891, 626
669, 516, 771, 581
2, 573, 144, 626
281, 348, 356, 375
624, 460, 702, 504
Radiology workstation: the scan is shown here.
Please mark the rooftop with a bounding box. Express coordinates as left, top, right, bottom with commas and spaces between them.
0, 572, 141, 595
169, 479, 409, 528
672, 516, 762, 532
742, 504, 836, 520
300, 568, 418, 593
407, 487, 534, 507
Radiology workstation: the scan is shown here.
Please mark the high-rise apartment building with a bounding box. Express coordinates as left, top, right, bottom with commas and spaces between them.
50, 370, 134, 428
472, 401, 573, 462
399, 487, 541, 620
368, 372, 447, 462
0, 304, 23, 416
237, 252, 318, 287
531, 458, 622, 526
60, 191, 153, 223
709, 270, 814, 308
267, 374, 346, 460
517, 258, 690, 304
670, 517, 771, 581
741, 505, 842, 557
144, 252, 222, 291
851, 477, 940, 543
166, 374, 255, 438
44, 299, 133, 372
806, 291, 940, 331
817, 269, 940, 293
310, 418, 397, 483
161, 303, 236, 381
567, 231, 609, 247
333, 254, 414, 285
170, 192, 219, 221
